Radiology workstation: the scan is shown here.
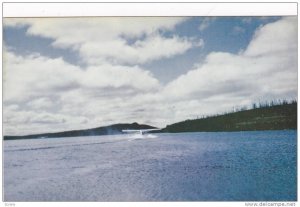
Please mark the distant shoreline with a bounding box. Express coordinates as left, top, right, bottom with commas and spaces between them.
4, 102, 297, 141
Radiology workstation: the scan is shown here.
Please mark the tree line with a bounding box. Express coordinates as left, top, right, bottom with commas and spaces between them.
194, 99, 297, 120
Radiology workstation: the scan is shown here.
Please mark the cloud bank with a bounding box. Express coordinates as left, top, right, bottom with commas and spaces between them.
3, 17, 297, 135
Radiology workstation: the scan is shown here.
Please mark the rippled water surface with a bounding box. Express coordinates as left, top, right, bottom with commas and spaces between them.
4, 130, 297, 201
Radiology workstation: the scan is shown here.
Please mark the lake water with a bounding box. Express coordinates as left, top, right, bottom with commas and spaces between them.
3, 130, 297, 201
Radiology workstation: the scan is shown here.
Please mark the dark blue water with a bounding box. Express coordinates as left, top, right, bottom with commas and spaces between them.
4, 130, 297, 201
150, 130, 297, 201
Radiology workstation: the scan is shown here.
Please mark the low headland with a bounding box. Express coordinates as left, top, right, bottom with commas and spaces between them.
4, 122, 156, 140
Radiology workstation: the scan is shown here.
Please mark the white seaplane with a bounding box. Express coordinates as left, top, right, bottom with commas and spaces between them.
122, 128, 161, 135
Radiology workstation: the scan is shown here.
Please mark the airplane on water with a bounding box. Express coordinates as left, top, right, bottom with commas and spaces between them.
122, 129, 161, 135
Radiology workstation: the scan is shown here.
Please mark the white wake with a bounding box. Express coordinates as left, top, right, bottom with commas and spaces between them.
127, 134, 157, 141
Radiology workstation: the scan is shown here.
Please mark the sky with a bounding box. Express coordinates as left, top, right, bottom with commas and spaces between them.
3, 16, 297, 135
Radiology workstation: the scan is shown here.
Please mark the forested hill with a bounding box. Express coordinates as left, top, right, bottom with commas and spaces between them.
162, 102, 297, 133
4, 122, 156, 140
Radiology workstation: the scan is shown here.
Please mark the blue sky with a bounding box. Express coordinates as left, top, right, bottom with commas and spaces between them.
4, 17, 280, 83
4, 25, 82, 66
146, 17, 282, 82
3, 16, 297, 135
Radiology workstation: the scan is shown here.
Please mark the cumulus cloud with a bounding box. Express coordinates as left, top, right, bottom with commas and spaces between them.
244, 17, 297, 57
3, 49, 161, 135
3, 50, 160, 102
164, 17, 297, 120
4, 17, 202, 65
3, 17, 297, 135
3, 51, 80, 103
27, 97, 55, 110
80, 34, 203, 65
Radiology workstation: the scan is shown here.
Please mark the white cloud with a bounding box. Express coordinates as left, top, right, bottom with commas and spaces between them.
244, 17, 297, 57
3, 50, 160, 103
81, 64, 160, 91
4, 17, 201, 65
3, 106, 89, 135
3, 49, 161, 135
3, 17, 297, 135
163, 17, 297, 121
3, 51, 81, 103
80, 34, 203, 65
27, 97, 54, 110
